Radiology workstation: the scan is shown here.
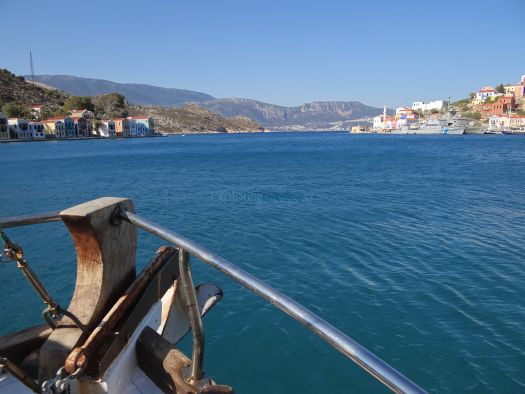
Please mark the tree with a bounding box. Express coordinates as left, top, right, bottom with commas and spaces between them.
495, 84, 505, 94
2, 101, 31, 118
93, 93, 128, 118
63, 96, 95, 112
469, 92, 476, 100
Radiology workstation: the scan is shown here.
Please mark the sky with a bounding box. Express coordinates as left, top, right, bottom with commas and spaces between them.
1, 0, 524, 108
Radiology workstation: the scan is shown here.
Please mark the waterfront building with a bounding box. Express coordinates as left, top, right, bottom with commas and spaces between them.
74, 117, 90, 137
412, 100, 449, 112
0, 112, 10, 140
98, 120, 116, 138
42, 117, 66, 138
351, 125, 369, 133
64, 117, 75, 138
28, 122, 45, 139
70, 109, 95, 133
8, 118, 31, 139
132, 116, 155, 135
128, 118, 137, 137
114, 118, 130, 137
490, 115, 525, 130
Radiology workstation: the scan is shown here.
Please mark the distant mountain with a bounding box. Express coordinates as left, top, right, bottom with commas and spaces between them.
31, 74, 388, 130
200, 98, 385, 130
30, 75, 214, 107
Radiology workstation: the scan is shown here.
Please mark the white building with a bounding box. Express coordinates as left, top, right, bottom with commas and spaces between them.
0, 112, 9, 140
412, 100, 449, 112
29, 122, 45, 139
8, 118, 31, 139
97, 120, 116, 138
489, 115, 525, 130
475, 87, 500, 102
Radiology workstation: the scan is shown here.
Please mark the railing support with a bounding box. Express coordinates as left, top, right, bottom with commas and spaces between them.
119, 210, 426, 394
178, 248, 204, 382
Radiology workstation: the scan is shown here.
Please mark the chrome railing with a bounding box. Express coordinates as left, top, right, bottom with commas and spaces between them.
0, 209, 426, 394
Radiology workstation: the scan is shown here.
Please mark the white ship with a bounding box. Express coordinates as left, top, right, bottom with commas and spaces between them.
389, 119, 465, 135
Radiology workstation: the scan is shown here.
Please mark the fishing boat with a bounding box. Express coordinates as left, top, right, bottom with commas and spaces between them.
0, 197, 425, 394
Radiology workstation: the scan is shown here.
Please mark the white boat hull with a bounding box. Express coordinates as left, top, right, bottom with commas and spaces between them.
388, 126, 465, 135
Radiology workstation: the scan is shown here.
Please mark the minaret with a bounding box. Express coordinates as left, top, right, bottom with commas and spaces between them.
383, 104, 387, 121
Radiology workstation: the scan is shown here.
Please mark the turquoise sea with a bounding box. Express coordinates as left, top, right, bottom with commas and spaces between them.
0, 133, 524, 393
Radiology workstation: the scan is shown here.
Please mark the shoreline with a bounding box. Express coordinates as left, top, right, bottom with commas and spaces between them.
0, 134, 164, 144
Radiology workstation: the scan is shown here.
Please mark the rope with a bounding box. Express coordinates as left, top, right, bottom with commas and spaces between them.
0, 227, 86, 334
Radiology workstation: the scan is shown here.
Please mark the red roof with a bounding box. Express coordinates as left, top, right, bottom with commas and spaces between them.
480, 89, 495, 93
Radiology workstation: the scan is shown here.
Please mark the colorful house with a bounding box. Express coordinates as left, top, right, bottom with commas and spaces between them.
476, 87, 500, 102
489, 115, 525, 130
132, 116, 155, 136
64, 117, 75, 138
70, 109, 94, 133
29, 122, 45, 139
42, 117, 66, 138
74, 117, 90, 137
113, 118, 130, 137
0, 112, 9, 140
481, 95, 515, 117
128, 118, 137, 137
8, 118, 31, 139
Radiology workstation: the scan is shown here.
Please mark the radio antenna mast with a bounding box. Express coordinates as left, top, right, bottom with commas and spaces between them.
29, 51, 35, 83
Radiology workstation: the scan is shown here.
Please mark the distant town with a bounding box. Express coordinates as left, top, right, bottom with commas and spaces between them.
355, 73, 525, 134
2, 72, 525, 141
0, 107, 156, 142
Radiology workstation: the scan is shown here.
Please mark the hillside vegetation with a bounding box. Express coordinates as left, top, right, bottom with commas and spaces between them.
1, 69, 261, 133
130, 104, 261, 133
0, 69, 68, 117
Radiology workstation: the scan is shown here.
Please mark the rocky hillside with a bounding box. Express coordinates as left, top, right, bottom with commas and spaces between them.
129, 104, 262, 133
0, 69, 68, 111
31, 75, 214, 107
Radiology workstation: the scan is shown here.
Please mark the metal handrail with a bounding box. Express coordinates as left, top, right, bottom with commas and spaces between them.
0, 210, 426, 393
119, 210, 426, 394
0, 211, 61, 228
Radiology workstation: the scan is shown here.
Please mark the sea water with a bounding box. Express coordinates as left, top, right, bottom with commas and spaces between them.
0, 133, 524, 393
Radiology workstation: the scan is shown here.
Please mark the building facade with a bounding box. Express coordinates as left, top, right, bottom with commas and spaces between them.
412, 100, 449, 112
74, 117, 90, 137
64, 117, 75, 138
132, 116, 155, 135
98, 120, 116, 138
8, 118, 31, 139
42, 117, 66, 138
114, 118, 130, 137
481, 95, 515, 117
29, 122, 45, 139
0, 112, 9, 140
476, 87, 500, 102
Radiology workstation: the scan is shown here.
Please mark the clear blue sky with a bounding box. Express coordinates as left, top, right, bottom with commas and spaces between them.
1, 0, 524, 108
